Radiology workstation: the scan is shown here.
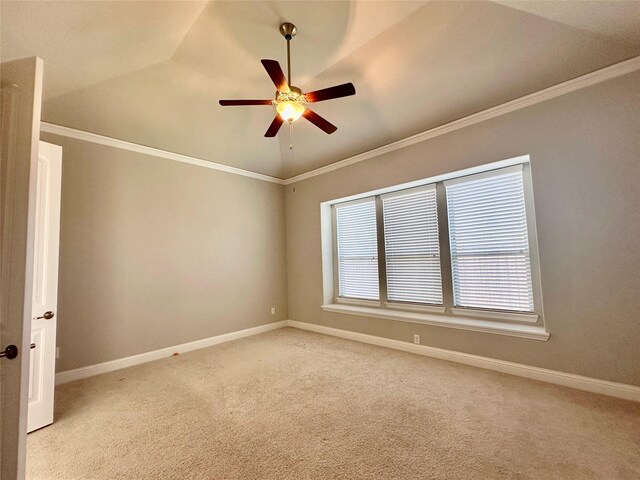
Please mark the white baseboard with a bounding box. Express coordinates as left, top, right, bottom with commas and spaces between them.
55, 321, 288, 385
287, 320, 640, 403
56, 318, 640, 403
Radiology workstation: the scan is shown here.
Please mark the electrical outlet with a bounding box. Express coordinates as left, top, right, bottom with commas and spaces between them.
413, 334, 420, 345
270, 307, 276, 315
56, 347, 60, 359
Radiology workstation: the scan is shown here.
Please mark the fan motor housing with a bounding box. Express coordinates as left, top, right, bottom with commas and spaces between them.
276, 86, 305, 104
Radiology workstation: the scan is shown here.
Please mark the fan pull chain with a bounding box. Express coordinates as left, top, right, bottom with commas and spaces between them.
289, 122, 294, 151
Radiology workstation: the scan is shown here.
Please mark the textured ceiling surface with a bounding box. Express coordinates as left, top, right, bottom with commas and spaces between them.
496, 0, 640, 48
2, 1, 639, 179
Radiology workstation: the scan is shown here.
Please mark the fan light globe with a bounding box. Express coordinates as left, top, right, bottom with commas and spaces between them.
276, 100, 305, 123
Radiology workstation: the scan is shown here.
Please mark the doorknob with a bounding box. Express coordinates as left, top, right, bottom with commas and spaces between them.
0, 343, 35, 359
0, 345, 18, 359
35, 311, 54, 320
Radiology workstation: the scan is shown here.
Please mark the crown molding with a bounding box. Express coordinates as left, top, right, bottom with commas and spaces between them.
39, 123, 286, 185
283, 55, 640, 185
41, 56, 639, 186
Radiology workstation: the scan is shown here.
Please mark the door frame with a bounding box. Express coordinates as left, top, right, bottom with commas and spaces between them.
1, 56, 43, 480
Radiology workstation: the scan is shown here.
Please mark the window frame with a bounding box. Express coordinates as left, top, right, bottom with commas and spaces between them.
322, 155, 548, 341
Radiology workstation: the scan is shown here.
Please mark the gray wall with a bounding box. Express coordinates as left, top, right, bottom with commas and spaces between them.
285, 72, 640, 386
41, 133, 288, 372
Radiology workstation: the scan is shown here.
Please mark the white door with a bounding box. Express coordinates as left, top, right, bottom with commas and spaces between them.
1, 57, 43, 480
27, 141, 62, 433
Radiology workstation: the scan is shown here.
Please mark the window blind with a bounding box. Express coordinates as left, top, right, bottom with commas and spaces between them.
382, 186, 443, 305
335, 199, 379, 300
445, 166, 534, 312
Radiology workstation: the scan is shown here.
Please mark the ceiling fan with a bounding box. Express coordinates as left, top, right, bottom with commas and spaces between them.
219, 22, 356, 137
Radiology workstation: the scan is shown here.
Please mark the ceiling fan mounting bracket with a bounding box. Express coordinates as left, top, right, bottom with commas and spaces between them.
279, 23, 297, 40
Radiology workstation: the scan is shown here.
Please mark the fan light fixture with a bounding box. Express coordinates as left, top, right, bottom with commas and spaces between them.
276, 100, 305, 123
275, 85, 306, 123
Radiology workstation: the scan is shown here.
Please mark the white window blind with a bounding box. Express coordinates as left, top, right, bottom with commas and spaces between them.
335, 199, 379, 300
445, 166, 534, 312
382, 186, 443, 305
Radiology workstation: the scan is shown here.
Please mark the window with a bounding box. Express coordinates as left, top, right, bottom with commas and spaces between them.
335, 199, 379, 301
382, 186, 442, 305
323, 157, 546, 340
445, 166, 534, 313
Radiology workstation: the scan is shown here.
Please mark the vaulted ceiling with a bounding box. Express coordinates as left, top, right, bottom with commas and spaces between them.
2, 1, 639, 179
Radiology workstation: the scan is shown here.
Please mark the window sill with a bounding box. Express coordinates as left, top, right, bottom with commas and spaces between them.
320, 304, 549, 341
336, 297, 380, 307
450, 307, 538, 323
385, 302, 446, 314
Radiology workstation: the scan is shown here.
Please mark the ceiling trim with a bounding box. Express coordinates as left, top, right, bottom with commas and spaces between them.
40, 56, 639, 186
283, 55, 640, 185
39, 123, 286, 185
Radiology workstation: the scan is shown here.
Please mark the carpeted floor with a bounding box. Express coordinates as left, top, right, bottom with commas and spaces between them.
27, 327, 640, 479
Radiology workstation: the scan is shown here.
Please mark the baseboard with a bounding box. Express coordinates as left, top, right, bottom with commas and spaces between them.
55, 321, 288, 385
56, 318, 640, 403
286, 320, 640, 403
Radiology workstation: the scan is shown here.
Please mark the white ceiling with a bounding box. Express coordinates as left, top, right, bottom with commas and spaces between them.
2, 1, 639, 179
496, 1, 640, 48
1, 1, 207, 99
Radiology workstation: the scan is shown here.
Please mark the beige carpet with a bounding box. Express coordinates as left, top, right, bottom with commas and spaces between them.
27, 328, 640, 479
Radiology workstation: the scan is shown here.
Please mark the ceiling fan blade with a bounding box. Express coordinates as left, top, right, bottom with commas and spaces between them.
305, 83, 355, 103
302, 108, 337, 134
219, 100, 273, 106
265, 115, 285, 137
261, 59, 290, 93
